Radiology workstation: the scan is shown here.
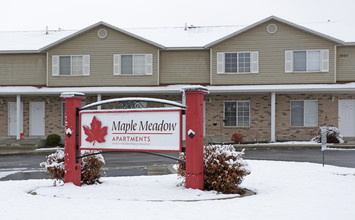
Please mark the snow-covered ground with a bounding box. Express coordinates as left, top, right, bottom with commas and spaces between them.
0, 160, 354, 220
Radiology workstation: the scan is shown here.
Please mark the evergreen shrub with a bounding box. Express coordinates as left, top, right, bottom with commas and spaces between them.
177, 145, 250, 194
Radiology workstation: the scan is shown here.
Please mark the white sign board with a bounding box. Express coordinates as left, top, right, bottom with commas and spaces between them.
321, 127, 327, 151
79, 108, 182, 152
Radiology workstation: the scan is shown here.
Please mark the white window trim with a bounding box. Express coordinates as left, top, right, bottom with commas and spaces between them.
52, 55, 90, 76
217, 51, 259, 74
285, 50, 329, 73
113, 54, 153, 76
223, 100, 251, 127
290, 100, 318, 127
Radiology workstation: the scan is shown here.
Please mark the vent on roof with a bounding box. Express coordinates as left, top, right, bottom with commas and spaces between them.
98, 29, 108, 39
267, 23, 278, 34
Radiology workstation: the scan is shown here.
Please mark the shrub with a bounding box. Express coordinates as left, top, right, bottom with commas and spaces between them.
40, 150, 105, 185
311, 127, 344, 144
231, 133, 243, 143
46, 134, 61, 146
177, 145, 250, 194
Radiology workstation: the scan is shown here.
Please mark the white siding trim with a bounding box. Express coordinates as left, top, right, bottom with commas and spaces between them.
146, 54, 153, 75
217, 52, 225, 74
52, 56, 59, 76
82, 55, 90, 76
113, 54, 121, 75
251, 51, 259, 73
285, 51, 293, 73
321, 49, 329, 72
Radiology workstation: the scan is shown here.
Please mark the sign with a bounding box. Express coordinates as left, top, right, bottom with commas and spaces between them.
79, 108, 182, 152
321, 127, 327, 151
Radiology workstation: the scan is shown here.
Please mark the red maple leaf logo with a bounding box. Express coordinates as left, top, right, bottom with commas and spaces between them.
83, 116, 108, 146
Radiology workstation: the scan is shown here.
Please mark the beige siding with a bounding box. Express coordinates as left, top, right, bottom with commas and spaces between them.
160, 50, 210, 84
0, 54, 46, 85
336, 46, 355, 81
48, 25, 159, 86
211, 20, 336, 85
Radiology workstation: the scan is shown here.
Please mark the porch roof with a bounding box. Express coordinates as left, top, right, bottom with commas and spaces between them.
1, 83, 355, 96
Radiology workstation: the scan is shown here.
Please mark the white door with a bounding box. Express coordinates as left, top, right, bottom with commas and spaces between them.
29, 102, 45, 136
339, 100, 355, 137
8, 102, 23, 136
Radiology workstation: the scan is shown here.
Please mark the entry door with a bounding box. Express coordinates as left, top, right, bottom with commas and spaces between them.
29, 102, 45, 136
8, 102, 23, 136
339, 100, 355, 137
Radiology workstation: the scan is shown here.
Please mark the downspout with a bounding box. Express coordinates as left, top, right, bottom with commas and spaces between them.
157, 49, 160, 86
16, 95, 21, 140
334, 45, 337, 83
46, 52, 49, 86
210, 48, 213, 85
271, 92, 276, 142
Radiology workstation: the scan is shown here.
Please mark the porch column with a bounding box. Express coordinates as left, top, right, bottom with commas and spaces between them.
271, 92, 276, 142
97, 94, 102, 110
16, 95, 21, 140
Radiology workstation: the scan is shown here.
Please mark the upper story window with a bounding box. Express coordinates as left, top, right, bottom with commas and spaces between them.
285, 50, 329, 73
52, 55, 90, 76
113, 54, 152, 75
217, 51, 258, 74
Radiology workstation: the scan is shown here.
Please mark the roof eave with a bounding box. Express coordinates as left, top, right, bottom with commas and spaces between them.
205, 15, 345, 48
0, 50, 41, 54
39, 21, 166, 52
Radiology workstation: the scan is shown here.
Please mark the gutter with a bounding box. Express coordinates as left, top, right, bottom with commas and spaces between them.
2, 83, 355, 96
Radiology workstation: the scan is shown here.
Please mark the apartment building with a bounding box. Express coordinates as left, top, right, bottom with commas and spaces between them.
1, 16, 355, 143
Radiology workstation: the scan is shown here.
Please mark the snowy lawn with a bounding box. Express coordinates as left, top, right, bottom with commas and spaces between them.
0, 160, 354, 220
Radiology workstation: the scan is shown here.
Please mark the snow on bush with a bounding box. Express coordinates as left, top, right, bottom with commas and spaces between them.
40, 150, 105, 185
311, 127, 344, 144
177, 145, 250, 194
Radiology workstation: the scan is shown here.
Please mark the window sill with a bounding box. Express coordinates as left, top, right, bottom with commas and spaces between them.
285, 71, 327, 74
53, 75, 90, 77
217, 72, 258, 75
114, 74, 153, 76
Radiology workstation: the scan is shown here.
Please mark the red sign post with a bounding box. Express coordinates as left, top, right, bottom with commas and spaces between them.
184, 87, 208, 190
61, 92, 85, 186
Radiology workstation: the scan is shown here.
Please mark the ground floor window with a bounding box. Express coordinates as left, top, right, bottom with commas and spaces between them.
291, 100, 318, 127
224, 101, 250, 127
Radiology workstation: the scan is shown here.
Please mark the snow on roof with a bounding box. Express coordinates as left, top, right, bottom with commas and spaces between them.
0, 29, 76, 52
2, 83, 355, 95
1, 17, 355, 52
125, 25, 245, 48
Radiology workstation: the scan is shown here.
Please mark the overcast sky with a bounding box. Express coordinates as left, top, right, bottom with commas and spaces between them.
1, 0, 354, 31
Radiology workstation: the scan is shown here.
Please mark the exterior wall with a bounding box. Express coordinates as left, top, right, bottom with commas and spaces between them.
204, 93, 355, 143
47, 25, 160, 86
336, 46, 355, 81
211, 20, 336, 85
0, 54, 46, 86
205, 94, 271, 143
159, 50, 210, 84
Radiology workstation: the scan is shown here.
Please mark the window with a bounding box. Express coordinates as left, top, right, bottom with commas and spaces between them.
113, 54, 152, 75
224, 101, 250, 127
291, 100, 318, 127
52, 55, 90, 76
217, 51, 258, 74
285, 50, 329, 73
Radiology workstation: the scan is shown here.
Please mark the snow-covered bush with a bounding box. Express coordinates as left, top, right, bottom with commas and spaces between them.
311, 127, 344, 144
177, 145, 250, 194
40, 150, 65, 181
40, 150, 105, 185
